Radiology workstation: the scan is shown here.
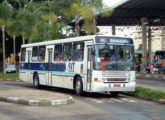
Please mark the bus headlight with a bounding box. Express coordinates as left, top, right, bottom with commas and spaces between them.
131, 78, 136, 82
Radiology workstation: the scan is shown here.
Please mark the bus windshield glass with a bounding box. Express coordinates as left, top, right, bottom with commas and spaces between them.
94, 45, 134, 70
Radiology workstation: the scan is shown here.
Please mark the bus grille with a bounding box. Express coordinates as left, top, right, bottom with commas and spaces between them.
105, 78, 127, 83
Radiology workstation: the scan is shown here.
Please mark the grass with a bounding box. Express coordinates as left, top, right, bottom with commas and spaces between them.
129, 86, 165, 100
0, 72, 19, 80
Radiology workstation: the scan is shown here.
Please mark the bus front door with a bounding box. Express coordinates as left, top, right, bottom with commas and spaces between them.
47, 47, 53, 85
87, 46, 93, 91
26, 48, 32, 82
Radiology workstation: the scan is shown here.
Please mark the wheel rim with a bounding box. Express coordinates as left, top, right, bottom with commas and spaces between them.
34, 77, 38, 87
76, 80, 81, 93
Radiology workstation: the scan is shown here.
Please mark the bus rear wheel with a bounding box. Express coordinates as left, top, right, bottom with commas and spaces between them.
75, 76, 83, 96
33, 74, 40, 89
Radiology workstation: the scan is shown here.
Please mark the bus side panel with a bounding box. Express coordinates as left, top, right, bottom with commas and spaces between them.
62, 61, 75, 89
62, 62, 86, 89
19, 72, 26, 82
39, 73, 46, 85
20, 63, 30, 82
62, 76, 73, 89
52, 75, 62, 87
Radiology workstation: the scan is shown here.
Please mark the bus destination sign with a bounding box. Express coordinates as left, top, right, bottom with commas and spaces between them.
96, 37, 133, 44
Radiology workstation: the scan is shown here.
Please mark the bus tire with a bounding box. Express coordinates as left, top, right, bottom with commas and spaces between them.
33, 74, 40, 89
75, 76, 83, 96
111, 92, 119, 97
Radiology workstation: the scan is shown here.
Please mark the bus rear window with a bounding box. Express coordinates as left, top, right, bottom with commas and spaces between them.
21, 48, 26, 62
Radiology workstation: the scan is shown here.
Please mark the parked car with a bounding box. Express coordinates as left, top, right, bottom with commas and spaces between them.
6, 64, 16, 73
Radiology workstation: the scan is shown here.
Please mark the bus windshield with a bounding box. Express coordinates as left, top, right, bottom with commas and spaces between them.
94, 45, 134, 70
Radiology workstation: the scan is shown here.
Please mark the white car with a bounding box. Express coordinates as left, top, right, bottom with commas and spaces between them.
6, 64, 17, 73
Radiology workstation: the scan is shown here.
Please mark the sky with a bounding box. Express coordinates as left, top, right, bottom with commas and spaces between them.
103, 0, 127, 7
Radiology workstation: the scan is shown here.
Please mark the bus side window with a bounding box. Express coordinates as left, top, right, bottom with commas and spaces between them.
38, 46, 46, 62
63, 43, 72, 61
21, 48, 26, 62
54, 44, 62, 61
32, 46, 38, 61
73, 43, 84, 61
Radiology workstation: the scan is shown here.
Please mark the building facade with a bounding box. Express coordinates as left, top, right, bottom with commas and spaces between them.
133, 27, 165, 52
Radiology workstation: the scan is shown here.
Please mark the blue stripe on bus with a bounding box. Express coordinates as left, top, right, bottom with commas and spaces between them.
20, 63, 66, 72
20, 69, 87, 76
20, 63, 87, 76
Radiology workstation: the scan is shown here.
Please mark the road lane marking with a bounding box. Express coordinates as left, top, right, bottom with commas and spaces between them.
121, 98, 137, 103
110, 98, 123, 102
85, 97, 138, 104
91, 99, 104, 103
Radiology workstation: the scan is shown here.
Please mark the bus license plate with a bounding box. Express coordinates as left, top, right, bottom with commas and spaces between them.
114, 84, 120, 87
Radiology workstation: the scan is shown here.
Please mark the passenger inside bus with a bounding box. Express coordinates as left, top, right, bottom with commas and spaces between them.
79, 54, 83, 61
55, 54, 62, 61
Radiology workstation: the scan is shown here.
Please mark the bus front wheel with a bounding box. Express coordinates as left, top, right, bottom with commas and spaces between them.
75, 76, 83, 96
33, 74, 40, 89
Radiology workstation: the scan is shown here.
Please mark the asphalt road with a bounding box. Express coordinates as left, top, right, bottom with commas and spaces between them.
136, 77, 165, 91
0, 80, 165, 120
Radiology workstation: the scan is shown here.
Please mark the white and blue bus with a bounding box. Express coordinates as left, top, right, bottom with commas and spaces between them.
19, 35, 136, 95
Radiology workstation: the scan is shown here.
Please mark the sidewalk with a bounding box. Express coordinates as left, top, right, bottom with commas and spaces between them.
0, 81, 73, 106
136, 72, 165, 79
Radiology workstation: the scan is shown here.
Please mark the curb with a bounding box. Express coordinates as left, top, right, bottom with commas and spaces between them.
0, 96, 73, 106
136, 74, 165, 79
0, 79, 22, 82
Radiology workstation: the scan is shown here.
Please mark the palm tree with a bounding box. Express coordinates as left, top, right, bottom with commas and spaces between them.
15, 9, 36, 44
0, 1, 13, 73
14, 1, 40, 44
83, 0, 113, 35
6, 19, 20, 66
64, 2, 93, 36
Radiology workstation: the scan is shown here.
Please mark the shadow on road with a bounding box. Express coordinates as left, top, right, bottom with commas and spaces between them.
3, 81, 122, 99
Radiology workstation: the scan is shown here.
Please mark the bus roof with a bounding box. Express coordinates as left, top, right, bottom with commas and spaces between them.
21, 35, 132, 48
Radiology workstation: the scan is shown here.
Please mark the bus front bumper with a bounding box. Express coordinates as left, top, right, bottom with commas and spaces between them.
92, 82, 136, 92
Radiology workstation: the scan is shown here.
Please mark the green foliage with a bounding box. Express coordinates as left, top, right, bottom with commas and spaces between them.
30, 21, 66, 43
0, 1, 13, 30
83, 21, 94, 35
15, 9, 36, 39
0, 1, 13, 21
0, 0, 113, 45
129, 86, 165, 100
0, 72, 19, 80
41, 12, 58, 23
51, 0, 78, 16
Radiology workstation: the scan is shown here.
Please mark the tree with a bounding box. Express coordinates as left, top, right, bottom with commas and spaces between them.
0, 1, 13, 73
13, 1, 42, 44
15, 8, 36, 44
83, 0, 113, 35
30, 18, 66, 43
6, 19, 20, 66
29, 0, 67, 43
64, 2, 93, 36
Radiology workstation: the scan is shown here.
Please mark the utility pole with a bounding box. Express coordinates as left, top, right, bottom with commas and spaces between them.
2, 25, 6, 74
